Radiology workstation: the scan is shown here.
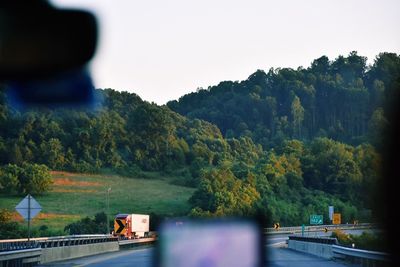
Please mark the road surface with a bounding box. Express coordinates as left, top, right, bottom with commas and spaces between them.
40, 230, 359, 267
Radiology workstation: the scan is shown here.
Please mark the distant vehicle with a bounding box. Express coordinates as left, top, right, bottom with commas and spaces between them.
114, 214, 150, 239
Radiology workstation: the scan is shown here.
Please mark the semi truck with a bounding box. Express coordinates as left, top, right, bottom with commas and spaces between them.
114, 214, 150, 239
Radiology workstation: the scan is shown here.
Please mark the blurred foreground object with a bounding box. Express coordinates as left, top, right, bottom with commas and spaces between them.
0, 0, 98, 107
157, 219, 263, 267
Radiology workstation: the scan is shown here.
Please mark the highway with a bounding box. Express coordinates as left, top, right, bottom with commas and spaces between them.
40, 242, 347, 267
39, 230, 369, 267
41, 248, 347, 267
40, 246, 155, 267
266, 245, 347, 267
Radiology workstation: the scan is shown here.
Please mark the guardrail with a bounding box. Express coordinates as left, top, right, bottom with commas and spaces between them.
0, 241, 39, 252
264, 223, 374, 234
0, 235, 119, 266
1, 234, 156, 266
0, 234, 111, 243
332, 244, 390, 265
0, 235, 117, 252
37, 235, 118, 248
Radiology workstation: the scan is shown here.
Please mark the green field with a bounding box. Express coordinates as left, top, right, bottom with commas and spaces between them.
0, 172, 195, 231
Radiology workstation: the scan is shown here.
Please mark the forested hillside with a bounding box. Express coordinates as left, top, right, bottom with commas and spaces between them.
168, 52, 400, 149
0, 87, 266, 189
1, 52, 398, 227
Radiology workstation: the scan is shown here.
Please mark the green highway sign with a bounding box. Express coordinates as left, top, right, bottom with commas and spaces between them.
310, 215, 323, 225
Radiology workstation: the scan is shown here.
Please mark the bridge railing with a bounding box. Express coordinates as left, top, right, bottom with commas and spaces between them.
0, 241, 40, 252
37, 235, 118, 248
264, 223, 374, 234
0, 235, 118, 252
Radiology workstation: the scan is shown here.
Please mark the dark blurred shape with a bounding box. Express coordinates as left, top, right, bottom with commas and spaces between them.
382, 89, 400, 267
6, 68, 94, 108
0, 0, 98, 106
156, 219, 264, 267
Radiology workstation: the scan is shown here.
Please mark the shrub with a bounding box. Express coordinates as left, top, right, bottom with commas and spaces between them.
64, 212, 109, 235
0, 163, 53, 195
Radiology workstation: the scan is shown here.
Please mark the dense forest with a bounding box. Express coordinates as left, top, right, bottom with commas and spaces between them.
1, 52, 399, 227
168, 52, 399, 149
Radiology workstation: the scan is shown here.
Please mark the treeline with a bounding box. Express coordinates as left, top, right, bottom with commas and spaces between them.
167, 52, 399, 149
0, 88, 230, 176
0, 51, 395, 226
189, 138, 380, 225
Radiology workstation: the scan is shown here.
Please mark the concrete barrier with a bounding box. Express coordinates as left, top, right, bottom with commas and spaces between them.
40, 241, 119, 264
0, 248, 42, 267
288, 236, 338, 259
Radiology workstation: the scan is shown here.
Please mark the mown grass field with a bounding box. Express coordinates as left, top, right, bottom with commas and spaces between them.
0, 171, 195, 231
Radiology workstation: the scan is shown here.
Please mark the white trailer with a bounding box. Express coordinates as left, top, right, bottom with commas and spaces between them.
130, 214, 150, 238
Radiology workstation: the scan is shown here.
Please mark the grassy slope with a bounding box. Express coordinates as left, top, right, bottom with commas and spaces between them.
0, 172, 195, 231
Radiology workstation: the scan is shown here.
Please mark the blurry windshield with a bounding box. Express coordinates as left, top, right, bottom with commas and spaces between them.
0, 1, 399, 266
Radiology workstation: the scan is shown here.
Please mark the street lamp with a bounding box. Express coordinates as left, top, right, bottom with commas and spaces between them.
106, 187, 111, 235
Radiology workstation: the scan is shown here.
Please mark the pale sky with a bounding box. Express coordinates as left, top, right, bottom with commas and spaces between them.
52, 0, 400, 105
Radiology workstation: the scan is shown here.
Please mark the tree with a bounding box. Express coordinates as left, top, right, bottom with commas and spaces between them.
0, 164, 22, 194
354, 144, 382, 209
0, 208, 24, 239
189, 168, 259, 216
311, 56, 330, 75
368, 108, 388, 149
9, 143, 23, 165
18, 163, 53, 195
291, 96, 305, 138
40, 138, 65, 169
303, 138, 362, 202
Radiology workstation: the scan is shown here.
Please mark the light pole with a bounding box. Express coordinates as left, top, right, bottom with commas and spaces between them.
106, 187, 111, 235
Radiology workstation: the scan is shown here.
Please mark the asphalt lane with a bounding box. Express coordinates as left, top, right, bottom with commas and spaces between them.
266, 246, 348, 267
39, 247, 155, 267
41, 235, 349, 267
41, 229, 371, 266
42, 245, 348, 267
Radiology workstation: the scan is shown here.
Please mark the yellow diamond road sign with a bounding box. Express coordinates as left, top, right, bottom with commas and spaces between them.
332, 213, 341, 225
15, 194, 42, 221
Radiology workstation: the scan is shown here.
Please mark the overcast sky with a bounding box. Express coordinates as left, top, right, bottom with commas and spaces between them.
52, 0, 400, 105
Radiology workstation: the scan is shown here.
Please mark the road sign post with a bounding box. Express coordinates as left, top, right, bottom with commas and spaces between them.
329, 206, 334, 222
106, 187, 111, 235
310, 215, 323, 225
28, 195, 30, 241
15, 194, 42, 241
